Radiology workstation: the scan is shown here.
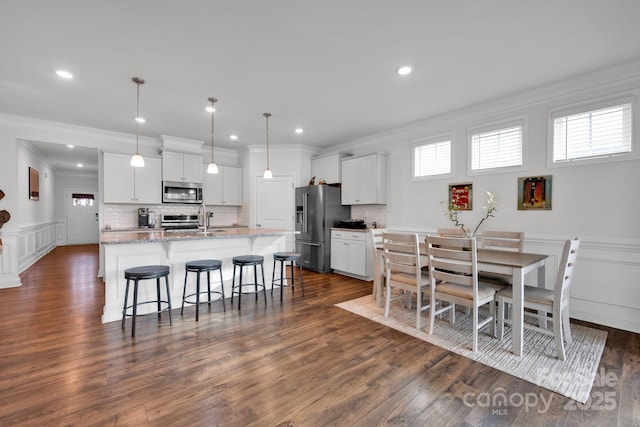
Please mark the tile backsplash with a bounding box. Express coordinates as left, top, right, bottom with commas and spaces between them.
350, 204, 388, 229
103, 204, 241, 230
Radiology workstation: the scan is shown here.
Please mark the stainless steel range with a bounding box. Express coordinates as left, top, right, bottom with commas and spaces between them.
161, 214, 199, 231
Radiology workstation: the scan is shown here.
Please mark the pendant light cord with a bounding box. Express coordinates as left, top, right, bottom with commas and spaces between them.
264, 112, 271, 169
135, 81, 140, 154
209, 97, 217, 163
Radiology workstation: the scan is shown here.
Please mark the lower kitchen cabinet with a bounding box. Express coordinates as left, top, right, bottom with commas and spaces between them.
330, 229, 372, 280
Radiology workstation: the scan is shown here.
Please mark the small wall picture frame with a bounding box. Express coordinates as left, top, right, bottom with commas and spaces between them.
29, 167, 40, 201
518, 175, 552, 210
448, 183, 472, 210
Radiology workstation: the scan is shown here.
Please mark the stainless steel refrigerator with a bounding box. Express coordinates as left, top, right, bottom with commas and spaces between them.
295, 185, 350, 273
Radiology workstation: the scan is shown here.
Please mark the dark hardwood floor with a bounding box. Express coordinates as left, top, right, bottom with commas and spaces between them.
1, 245, 638, 426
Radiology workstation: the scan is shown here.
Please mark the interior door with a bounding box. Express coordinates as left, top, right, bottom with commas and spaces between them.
256, 176, 294, 230
66, 190, 99, 244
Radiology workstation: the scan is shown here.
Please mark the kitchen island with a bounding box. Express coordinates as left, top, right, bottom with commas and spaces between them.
100, 228, 297, 323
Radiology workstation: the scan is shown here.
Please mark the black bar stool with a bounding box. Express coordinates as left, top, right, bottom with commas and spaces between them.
122, 265, 172, 337
181, 259, 225, 321
271, 252, 305, 301
231, 255, 267, 310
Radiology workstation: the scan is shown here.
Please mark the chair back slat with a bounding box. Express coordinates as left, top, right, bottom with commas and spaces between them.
436, 228, 467, 237
482, 230, 524, 252
432, 269, 475, 287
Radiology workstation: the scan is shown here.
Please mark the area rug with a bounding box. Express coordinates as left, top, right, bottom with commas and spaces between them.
336, 295, 607, 403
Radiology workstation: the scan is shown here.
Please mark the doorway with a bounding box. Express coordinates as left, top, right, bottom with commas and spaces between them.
66, 189, 99, 244
255, 175, 294, 230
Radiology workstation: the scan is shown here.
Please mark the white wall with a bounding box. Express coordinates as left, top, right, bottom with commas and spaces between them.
16, 142, 56, 227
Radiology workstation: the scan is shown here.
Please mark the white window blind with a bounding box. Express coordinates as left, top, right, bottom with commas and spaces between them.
414, 140, 451, 177
471, 125, 523, 171
553, 103, 632, 163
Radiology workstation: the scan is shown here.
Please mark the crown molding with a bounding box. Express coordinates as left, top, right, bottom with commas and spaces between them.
0, 113, 158, 151
244, 144, 314, 156
160, 135, 205, 154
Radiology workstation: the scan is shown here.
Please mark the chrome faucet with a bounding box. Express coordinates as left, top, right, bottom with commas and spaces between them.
199, 202, 207, 233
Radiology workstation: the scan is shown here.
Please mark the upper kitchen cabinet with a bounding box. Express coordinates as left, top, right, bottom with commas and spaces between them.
311, 153, 350, 184
202, 165, 242, 206
341, 152, 387, 205
103, 152, 162, 204
162, 151, 203, 183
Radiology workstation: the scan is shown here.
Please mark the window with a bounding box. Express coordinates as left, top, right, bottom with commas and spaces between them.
72, 193, 94, 207
469, 119, 524, 173
552, 102, 632, 163
413, 138, 451, 180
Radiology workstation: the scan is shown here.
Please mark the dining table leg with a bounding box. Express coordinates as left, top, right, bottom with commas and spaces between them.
512, 262, 547, 356
513, 268, 525, 356
536, 263, 548, 328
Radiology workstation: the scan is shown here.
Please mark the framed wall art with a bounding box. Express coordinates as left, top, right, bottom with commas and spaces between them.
448, 183, 472, 210
518, 175, 551, 210
29, 167, 40, 201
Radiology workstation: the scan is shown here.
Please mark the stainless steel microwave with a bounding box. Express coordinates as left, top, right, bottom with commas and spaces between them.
162, 181, 203, 204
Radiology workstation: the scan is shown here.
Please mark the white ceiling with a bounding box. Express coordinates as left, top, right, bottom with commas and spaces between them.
2, 1, 640, 172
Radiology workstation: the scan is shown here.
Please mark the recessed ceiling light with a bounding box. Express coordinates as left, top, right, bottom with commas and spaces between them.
56, 70, 73, 79
135, 117, 145, 123
205, 106, 216, 113
397, 66, 413, 76
295, 128, 304, 134
67, 144, 75, 148
229, 134, 238, 141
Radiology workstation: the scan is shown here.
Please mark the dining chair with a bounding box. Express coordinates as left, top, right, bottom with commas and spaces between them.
496, 238, 580, 361
436, 227, 467, 238
479, 230, 525, 285
383, 232, 430, 329
370, 227, 387, 304
427, 235, 502, 351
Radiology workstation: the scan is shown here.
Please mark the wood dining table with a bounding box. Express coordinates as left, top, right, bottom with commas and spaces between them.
373, 245, 548, 356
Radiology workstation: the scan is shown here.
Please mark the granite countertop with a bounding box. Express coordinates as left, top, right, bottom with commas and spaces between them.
101, 228, 297, 245
102, 225, 248, 233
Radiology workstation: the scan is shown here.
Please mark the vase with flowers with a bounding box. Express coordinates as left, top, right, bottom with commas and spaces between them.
443, 191, 497, 238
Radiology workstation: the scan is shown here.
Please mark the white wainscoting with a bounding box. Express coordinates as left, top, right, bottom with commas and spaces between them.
392, 228, 640, 334
0, 230, 20, 288
17, 222, 57, 272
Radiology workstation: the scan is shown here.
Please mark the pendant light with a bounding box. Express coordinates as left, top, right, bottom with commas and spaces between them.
130, 77, 145, 167
263, 112, 273, 179
206, 97, 219, 174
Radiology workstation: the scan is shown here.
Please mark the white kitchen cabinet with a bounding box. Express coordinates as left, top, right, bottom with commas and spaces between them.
311, 153, 348, 184
330, 229, 372, 279
202, 165, 242, 206
103, 153, 162, 204
162, 151, 203, 183
341, 152, 387, 205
